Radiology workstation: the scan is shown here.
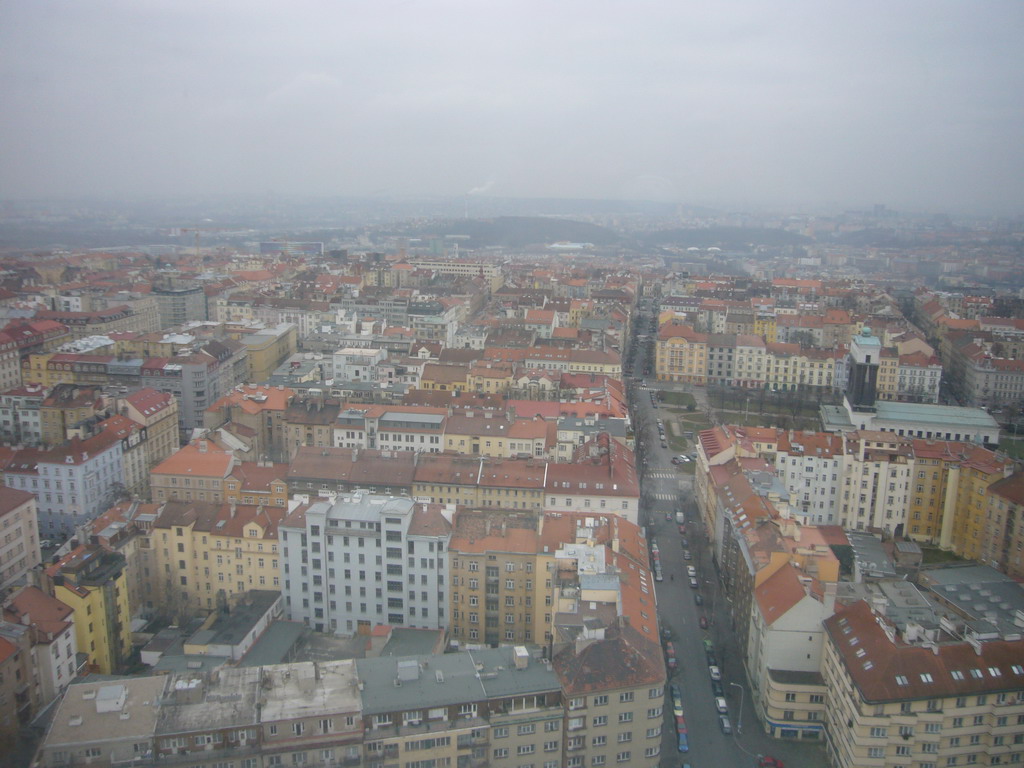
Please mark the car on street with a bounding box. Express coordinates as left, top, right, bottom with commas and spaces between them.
677, 732, 689, 752
682, 550, 692, 560
666, 642, 678, 670
675, 714, 687, 733
719, 715, 732, 735
699, 615, 708, 629
715, 696, 728, 714
661, 440, 668, 449
708, 665, 722, 681
688, 577, 698, 589
687, 566, 697, 577
655, 567, 663, 582
694, 593, 703, 606
711, 680, 724, 697
678, 524, 686, 534
671, 684, 684, 714
706, 651, 717, 666
703, 638, 713, 652
758, 758, 785, 768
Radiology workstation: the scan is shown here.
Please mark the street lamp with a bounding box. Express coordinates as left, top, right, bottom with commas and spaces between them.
729, 682, 745, 735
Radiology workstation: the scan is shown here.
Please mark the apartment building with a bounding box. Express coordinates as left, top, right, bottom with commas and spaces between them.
0, 383, 46, 445
412, 454, 548, 511
985, 472, 1024, 578
204, 383, 296, 463
151, 440, 241, 503
748, 562, 834, 741
149, 499, 286, 618
2, 585, 80, 712
0, 487, 41, 590
448, 511, 541, 646
279, 492, 453, 635
121, 386, 180, 472
45, 544, 131, 674
824, 599, 1024, 768
5, 430, 125, 539
0, 621, 37, 740
554, 620, 665, 768
545, 435, 641, 525
286, 446, 416, 497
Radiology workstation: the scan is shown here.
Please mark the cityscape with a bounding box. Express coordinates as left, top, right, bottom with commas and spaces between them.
0, 203, 1021, 768
2, 3, 1024, 768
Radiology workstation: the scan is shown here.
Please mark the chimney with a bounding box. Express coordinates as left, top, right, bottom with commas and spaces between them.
199, 440, 208, 454
229, 500, 237, 518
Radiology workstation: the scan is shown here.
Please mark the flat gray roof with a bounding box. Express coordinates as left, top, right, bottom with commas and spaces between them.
155, 667, 262, 735
238, 620, 307, 667
874, 401, 998, 428
44, 677, 167, 751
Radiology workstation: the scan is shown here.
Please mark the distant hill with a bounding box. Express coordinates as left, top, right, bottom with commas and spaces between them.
409, 216, 621, 249
638, 227, 812, 250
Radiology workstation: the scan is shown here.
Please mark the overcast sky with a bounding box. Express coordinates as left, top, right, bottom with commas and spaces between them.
2, 1, 1022, 214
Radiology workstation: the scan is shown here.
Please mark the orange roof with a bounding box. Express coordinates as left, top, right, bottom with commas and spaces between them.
151, 441, 234, 479
208, 384, 295, 414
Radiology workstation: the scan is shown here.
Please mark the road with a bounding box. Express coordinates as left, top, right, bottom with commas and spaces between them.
629, 304, 827, 767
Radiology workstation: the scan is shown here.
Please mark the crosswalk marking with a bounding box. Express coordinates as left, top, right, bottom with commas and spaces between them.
646, 470, 677, 478
653, 493, 677, 501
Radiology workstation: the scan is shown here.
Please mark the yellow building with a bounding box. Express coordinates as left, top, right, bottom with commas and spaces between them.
150, 499, 285, 618
449, 512, 541, 646
655, 324, 708, 383
753, 311, 777, 343
466, 361, 514, 394
46, 545, 132, 675
412, 454, 547, 511
875, 348, 900, 400
419, 362, 469, 393
908, 440, 1012, 550
228, 322, 298, 383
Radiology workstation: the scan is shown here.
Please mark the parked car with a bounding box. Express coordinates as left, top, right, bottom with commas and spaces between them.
706, 651, 717, 666
703, 638, 714, 652
719, 715, 732, 735
699, 615, 708, 629
715, 696, 728, 714
680, 537, 688, 547
708, 665, 722, 681
687, 565, 697, 577
666, 642, 677, 670
677, 732, 689, 752
688, 577, 699, 589
758, 758, 784, 768
711, 679, 724, 697
682, 550, 692, 560
675, 714, 687, 733
694, 593, 703, 606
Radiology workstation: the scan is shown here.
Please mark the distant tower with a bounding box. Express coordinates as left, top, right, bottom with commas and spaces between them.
845, 326, 880, 413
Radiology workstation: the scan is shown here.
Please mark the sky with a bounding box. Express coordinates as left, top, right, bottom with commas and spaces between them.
2, 1, 1023, 215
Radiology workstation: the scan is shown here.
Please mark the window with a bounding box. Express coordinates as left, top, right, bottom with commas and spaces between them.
592, 735, 606, 747
518, 724, 535, 735
617, 732, 632, 743
493, 748, 509, 759
616, 752, 631, 763
594, 695, 608, 706
618, 712, 632, 723
619, 691, 634, 703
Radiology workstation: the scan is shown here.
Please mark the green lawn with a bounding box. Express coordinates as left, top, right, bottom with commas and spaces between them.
920, 546, 964, 565
660, 391, 697, 407
998, 436, 1024, 460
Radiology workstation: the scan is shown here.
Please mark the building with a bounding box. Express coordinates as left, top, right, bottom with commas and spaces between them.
0, 488, 41, 590
823, 599, 1024, 768
2, 585, 80, 711
152, 280, 208, 327
233, 322, 298, 384
985, 472, 1024, 578
150, 440, 237, 504
0, 620, 37, 741
279, 492, 453, 635
356, 645, 560, 768
448, 511, 541, 646
45, 544, 132, 674
122, 387, 180, 473
0, 383, 46, 445
4, 430, 125, 540
149, 499, 286, 619
748, 562, 833, 741
204, 383, 296, 463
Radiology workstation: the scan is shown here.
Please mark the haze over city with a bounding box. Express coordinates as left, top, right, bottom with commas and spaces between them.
2, 0, 1023, 215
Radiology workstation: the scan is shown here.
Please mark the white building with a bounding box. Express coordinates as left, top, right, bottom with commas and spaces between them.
0, 488, 41, 589
331, 346, 387, 381
279, 492, 453, 635
5, 431, 125, 540
774, 432, 847, 526
3, 585, 80, 709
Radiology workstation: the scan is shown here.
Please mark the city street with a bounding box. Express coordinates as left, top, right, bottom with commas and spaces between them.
629, 305, 826, 767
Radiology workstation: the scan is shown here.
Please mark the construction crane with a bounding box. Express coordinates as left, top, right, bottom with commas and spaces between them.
175, 227, 228, 256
